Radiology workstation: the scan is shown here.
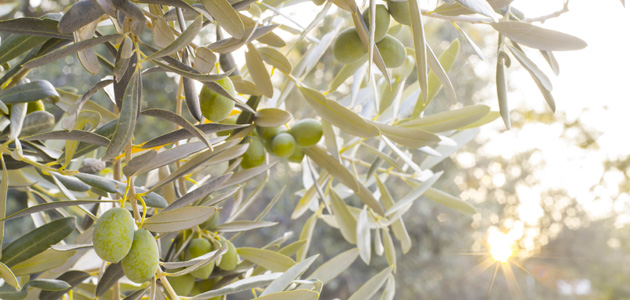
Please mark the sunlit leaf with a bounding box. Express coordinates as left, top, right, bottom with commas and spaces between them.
356, 206, 371, 264
143, 206, 216, 233
11, 249, 76, 276
424, 187, 477, 214
246, 43, 274, 98
347, 267, 391, 300
237, 247, 296, 272
146, 15, 203, 60
214, 220, 278, 232
493, 21, 587, 51
254, 108, 292, 127
256, 290, 319, 300
201, 0, 245, 39
329, 189, 357, 244
258, 47, 293, 74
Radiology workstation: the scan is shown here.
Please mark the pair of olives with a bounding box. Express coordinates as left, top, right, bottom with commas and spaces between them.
241, 118, 323, 168
92, 208, 159, 283
169, 237, 238, 297
333, 4, 407, 68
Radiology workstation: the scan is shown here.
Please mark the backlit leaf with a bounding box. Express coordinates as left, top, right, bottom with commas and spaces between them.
493, 21, 587, 51
143, 206, 216, 233
238, 247, 296, 272
201, 0, 245, 39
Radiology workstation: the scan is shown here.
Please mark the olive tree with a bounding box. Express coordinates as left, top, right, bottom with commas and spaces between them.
0, 0, 589, 299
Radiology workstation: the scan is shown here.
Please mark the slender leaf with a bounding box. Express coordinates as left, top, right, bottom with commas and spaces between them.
424, 187, 477, 214
356, 206, 371, 264
2, 200, 116, 221
258, 47, 292, 74
0, 262, 19, 289
0, 34, 48, 65
237, 247, 296, 272
329, 189, 357, 244
201, 0, 245, 39
103, 71, 140, 160
214, 220, 278, 232
163, 173, 232, 212
143, 206, 216, 233
347, 267, 392, 300
254, 108, 292, 127
0, 18, 71, 39
23, 130, 110, 146
24, 34, 121, 69
256, 290, 319, 300
146, 15, 203, 60
492, 21, 587, 51
1, 217, 75, 267
190, 273, 281, 300
385, 171, 443, 217
0, 80, 59, 104
11, 249, 76, 276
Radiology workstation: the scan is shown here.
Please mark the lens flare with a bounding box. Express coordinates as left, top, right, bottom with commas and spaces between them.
488, 232, 513, 263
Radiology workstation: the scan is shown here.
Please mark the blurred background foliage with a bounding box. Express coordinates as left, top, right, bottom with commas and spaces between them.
2, 0, 628, 299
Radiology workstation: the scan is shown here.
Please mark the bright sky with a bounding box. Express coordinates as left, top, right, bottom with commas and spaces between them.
463, 0, 630, 253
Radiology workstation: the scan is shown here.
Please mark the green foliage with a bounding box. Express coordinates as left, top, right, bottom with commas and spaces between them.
0, 0, 591, 299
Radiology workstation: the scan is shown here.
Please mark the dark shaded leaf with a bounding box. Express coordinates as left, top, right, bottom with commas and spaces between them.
18, 111, 55, 138
22, 130, 110, 146
1, 217, 75, 267
0, 18, 71, 39
122, 150, 158, 177
141, 108, 213, 149
23, 34, 122, 69
0, 34, 49, 65
58, 0, 106, 33
1, 200, 115, 222
142, 123, 246, 149
0, 80, 59, 104
39, 270, 91, 300
95, 262, 124, 297
103, 71, 141, 160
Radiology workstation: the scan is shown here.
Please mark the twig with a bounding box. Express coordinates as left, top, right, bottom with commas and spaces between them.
522, 1, 570, 23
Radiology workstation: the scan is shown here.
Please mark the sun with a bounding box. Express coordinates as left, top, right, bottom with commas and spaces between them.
488, 231, 513, 263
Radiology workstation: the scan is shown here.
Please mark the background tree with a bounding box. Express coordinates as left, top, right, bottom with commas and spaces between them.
0, 0, 597, 299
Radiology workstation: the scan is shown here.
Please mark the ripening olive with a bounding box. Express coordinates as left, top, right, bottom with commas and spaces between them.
289, 119, 323, 147
333, 28, 367, 64
27, 100, 45, 114
92, 208, 135, 263
362, 4, 390, 43
376, 35, 406, 68
218, 240, 238, 271
121, 229, 159, 283
185, 238, 215, 279
288, 147, 304, 164
241, 137, 265, 169
169, 274, 195, 296
271, 133, 296, 158
199, 77, 236, 122
387, 0, 411, 26
256, 126, 282, 140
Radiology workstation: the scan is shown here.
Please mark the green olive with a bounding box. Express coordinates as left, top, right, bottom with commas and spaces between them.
362, 4, 390, 42
218, 240, 238, 271
185, 238, 215, 279
26, 100, 45, 114
199, 77, 236, 122
169, 274, 195, 296
256, 126, 281, 140
271, 133, 296, 158
387, 0, 410, 26
376, 35, 406, 68
288, 147, 304, 164
333, 28, 367, 64
121, 229, 159, 283
92, 208, 135, 263
241, 137, 265, 169
289, 119, 323, 147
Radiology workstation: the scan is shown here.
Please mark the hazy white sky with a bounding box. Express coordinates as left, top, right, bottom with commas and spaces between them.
463, 1, 630, 244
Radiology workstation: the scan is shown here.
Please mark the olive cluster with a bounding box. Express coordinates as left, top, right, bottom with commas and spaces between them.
168, 236, 238, 297
333, 4, 408, 68
92, 208, 159, 283
241, 118, 323, 169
